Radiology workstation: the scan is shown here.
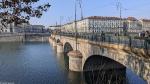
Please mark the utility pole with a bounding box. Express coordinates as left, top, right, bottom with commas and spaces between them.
116, 0, 122, 35
60, 16, 63, 27
59, 16, 63, 35
78, 0, 84, 20
116, 0, 122, 18
92, 19, 94, 40
116, 0, 128, 36
75, 0, 78, 51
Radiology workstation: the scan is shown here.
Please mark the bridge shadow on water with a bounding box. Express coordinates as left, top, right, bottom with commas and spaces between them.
56, 52, 83, 84
63, 42, 74, 70
83, 55, 127, 84
64, 53, 69, 70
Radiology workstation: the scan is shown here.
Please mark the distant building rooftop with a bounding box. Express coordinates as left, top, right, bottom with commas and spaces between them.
127, 17, 138, 21
49, 25, 61, 30
140, 19, 150, 22
62, 16, 126, 26
61, 16, 140, 26
86, 16, 124, 20
49, 25, 61, 27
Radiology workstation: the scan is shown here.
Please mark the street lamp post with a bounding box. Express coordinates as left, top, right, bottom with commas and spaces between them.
75, 0, 78, 51
92, 19, 95, 41
59, 16, 63, 38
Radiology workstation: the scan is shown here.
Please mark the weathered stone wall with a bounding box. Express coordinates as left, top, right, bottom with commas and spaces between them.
25, 36, 49, 42
0, 35, 24, 42
69, 56, 82, 71
0, 34, 49, 42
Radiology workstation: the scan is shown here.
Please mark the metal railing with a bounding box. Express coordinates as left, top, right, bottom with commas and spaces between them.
58, 32, 150, 51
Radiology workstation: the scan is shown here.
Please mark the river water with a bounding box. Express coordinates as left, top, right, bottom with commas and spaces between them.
0, 42, 147, 84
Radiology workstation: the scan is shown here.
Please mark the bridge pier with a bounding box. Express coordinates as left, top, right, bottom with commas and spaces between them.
49, 37, 53, 44
49, 37, 57, 49
57, 42, 63, 53
52, 40, 57, 48
68, 50, 83, 72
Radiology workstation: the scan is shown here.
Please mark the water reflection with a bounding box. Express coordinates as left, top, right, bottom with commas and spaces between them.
83, 55, 126, 84
84, 68, 126, 84
57, 53, 84, 84
68, 71, 83, 84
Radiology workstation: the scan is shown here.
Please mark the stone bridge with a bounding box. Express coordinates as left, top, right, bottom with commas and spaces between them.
49, 34, 150, 84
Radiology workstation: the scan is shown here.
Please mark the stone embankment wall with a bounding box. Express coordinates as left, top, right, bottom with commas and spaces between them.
24, 36, 49, 42
0, 33, 49, 42
0, 34, 24, 42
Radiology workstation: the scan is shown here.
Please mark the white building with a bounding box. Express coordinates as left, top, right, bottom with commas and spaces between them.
140, 19, 150, 31
0, 20, 15, 33
61, 16, 126, 33
126, 17, 142, 33
14, 23, 45, 33
49, 25, 61, 30
0, 15, 16, 33
53, 16, 150, 35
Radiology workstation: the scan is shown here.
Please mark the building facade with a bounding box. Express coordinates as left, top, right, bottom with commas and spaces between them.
24, 25, 45, 33
14, 24, 45, 33
140, 19, 150, 31
49, 25, 61, 30
126, 17, 142, 33
0, 15, 16, 33
0, 20, 15, 33
61, 16, 127, 34
51, 16, 149, 35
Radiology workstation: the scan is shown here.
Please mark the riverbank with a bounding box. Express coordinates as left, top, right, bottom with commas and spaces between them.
0, 33, 50, 42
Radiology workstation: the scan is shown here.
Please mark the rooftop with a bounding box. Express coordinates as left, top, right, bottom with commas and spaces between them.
140, 19, 150, 22
127, 17, 138, 21
86, 16, 124, 20
49, 25, 61, 27
56, 16, 149, 26
62, 16, 125, 26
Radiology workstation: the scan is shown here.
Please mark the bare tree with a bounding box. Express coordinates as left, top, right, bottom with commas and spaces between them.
0, 0, 51, 27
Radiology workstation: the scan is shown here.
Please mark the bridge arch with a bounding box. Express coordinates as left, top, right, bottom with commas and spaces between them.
83, 55, 126, 84
64, 42, 73, 54
63, 42, 74, 70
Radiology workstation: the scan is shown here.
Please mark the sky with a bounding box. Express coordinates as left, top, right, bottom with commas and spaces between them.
29, 0, 150, 27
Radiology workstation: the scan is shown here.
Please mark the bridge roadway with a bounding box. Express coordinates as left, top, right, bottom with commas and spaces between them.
49, 33, 150, 84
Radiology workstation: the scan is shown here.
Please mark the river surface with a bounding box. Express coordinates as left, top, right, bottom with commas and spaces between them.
0, 42, 147, 84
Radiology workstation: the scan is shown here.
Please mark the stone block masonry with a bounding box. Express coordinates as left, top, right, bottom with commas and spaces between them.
0, 34, 24, 42
0, 33, 50, 42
